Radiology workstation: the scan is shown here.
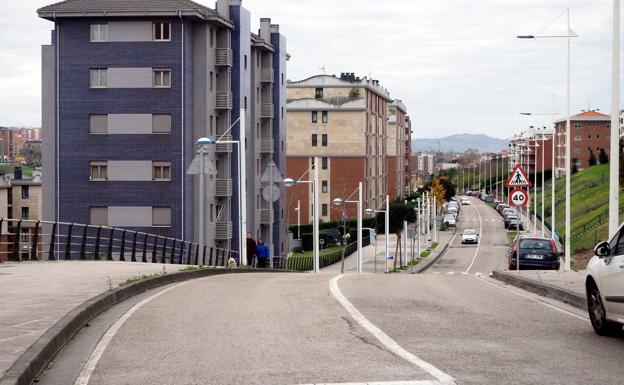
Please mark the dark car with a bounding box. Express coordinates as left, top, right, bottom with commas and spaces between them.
319, 228, 342, 245
509, 236, 560, 270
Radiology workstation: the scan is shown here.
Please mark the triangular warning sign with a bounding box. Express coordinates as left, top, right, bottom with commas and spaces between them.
505, 164, 532, 187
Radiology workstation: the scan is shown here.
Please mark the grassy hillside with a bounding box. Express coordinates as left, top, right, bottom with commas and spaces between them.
533, 164, 624, 253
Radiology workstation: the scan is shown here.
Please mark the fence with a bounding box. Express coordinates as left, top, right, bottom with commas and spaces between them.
0, 218, 238, 267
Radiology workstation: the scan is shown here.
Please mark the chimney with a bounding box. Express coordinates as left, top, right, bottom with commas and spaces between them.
260, 18, 271, 42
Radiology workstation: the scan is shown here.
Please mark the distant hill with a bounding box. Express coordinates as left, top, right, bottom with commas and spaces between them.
411, 134, 507, 153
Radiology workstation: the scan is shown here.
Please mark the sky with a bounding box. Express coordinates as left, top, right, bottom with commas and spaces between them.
0, 0, 619, 140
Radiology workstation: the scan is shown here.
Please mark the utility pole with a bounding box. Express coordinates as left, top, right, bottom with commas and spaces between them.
609, 0, 621, 238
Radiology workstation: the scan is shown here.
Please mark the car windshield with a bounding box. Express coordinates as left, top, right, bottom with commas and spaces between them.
464, 230, 476, 235
520, 239, 551, 251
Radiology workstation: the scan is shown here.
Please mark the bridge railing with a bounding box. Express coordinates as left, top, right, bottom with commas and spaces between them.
0, 218, 238, 266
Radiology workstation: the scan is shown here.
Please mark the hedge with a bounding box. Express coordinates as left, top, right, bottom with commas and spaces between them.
289, 217, 377, 236
287, 237, 370, 271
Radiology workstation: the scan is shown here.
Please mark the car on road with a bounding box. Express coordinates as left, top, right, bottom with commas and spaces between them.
509, 236, 560, 270
461, 197, 470, 205
443, 214, 457, 227
461, 229, 479, 244
586, 228, 624, 335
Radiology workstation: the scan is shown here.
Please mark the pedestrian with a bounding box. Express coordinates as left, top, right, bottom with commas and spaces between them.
246, 233, 257, 267
256, 239, 270, 268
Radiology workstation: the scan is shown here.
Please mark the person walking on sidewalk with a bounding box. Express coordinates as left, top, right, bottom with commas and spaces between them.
246, 233, 257, 267
256, 239, 270, 268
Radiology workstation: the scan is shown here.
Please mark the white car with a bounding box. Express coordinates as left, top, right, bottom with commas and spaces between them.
443, 214, 456, 227
447, 206, 458, 216
461, 198, 470, 205
461, 229, 478, 244
586, 231, 624, 335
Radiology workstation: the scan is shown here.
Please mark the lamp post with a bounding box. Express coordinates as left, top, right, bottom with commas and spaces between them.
284, 157, 320, 273
294, 200, 301, 239
518, 7, 577, 270
195, 137, 214, 265
366, 194, 390, 273
609, 0, 621, 238
333, 181, 363, 274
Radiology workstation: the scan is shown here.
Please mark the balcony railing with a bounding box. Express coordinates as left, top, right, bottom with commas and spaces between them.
215, 179, 232, 197
216, 91, 233, 110
260, 68, 274, 83
259, 209, 273, 225
260, 138, 274, 154
260, 103, 274, 118
216, 48, 233, 66
215, 221, 232, 240
216, 135, 233, 153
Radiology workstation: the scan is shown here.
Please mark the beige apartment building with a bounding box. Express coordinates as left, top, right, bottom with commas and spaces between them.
286, 73, 408, 224
387, 100, 411, 198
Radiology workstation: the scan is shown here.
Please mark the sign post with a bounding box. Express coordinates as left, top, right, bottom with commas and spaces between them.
505, 164, 532, 273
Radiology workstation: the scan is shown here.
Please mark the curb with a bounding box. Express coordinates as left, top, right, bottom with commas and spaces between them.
0, 268, 288, 385
414, 228, 457, 273
491, 270, 587, 311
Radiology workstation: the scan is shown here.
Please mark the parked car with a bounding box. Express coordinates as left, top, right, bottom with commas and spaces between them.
484, 195, 495, 203
505, 216, 524, 230
461, 229, 479, 244
443, 214, 457, 227
586, 230, 624, 335
509, 236, 560, 270
501, 207, 514, 217
319, 229, 341, 245
447, 206, 458, 216
496, 203, 510, 213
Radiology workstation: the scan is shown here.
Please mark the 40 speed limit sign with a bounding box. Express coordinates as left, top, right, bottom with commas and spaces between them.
509, 189, 528, 208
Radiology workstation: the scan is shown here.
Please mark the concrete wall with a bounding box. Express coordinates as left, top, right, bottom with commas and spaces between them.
42, 37, 56, 223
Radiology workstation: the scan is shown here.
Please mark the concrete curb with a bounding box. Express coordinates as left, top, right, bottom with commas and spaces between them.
414, 228, 457, 273
492, 270, 587, 311
0, 268, 287, 385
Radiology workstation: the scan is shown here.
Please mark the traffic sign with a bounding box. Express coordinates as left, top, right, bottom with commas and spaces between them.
260, 161, 283, 183
505, 164, 532, 188
186, 154, 217, 175
509, 189, 528, 207
262, 184, 280, 202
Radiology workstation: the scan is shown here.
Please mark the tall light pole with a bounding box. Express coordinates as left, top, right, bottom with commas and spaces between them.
518, 10, 577, 269
295, 200, 300, 239
333, 181, 363, 274
195, 137, 214, 265
609, 0, 621, 238
366, 194, 390, 273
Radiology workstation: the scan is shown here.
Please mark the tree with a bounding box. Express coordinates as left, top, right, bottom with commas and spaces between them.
572, 158, 579, 174
427, 176, 448, 205
375, 199, 416, 269
599, 148, 609, 164
18, 143, 42, 167
588, 150, 597, 167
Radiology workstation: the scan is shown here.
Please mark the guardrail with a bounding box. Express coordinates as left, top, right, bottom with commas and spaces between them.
0, 218, 238, 266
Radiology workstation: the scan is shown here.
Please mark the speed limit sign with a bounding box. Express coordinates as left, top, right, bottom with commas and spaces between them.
509, 189, 528, 207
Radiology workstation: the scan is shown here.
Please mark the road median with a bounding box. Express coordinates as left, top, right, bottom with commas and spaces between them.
414, 228, 457, 273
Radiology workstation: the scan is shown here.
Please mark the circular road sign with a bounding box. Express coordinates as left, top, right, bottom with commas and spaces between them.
509, 189, 528, 208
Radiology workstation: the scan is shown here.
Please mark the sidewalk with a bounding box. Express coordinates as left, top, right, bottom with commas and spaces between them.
492, 269, 586, 310
0, 261, 189, 379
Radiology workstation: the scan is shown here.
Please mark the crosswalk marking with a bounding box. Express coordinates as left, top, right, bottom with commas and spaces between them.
428, 271, 484, 276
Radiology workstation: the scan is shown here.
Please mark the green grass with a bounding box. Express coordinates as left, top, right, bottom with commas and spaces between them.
0, 164, 33, 176
302, 246, 343, 257
430, 242, 439, 249
420, 251, 431, 258
507, 231, 518, 245
532, 164, 624, 253
119, 273, 161, 286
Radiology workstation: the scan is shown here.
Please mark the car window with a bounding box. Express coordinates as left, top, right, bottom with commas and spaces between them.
611, 229, 624, 256
519, 239, 550, 251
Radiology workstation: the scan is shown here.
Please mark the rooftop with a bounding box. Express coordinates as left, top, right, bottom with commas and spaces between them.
287, 74, 392, 101
555, 110, 611, 123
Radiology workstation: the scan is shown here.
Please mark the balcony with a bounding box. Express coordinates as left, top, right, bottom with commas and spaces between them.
216, 48, 233, 66
260, 103, 274, 119
215, 179, 232, 197
216, 91, 233, 110
260, 68, 274, 83
215, 135, 233, 153
259, 209, 273, 225
260, 138, 274, 154
215, 221, 232, 240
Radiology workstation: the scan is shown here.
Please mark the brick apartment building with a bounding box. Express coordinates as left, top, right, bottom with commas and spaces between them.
555, 110, 611, 173
38, 0, 288, 257
508, 127, 554, 175
286, 73, 407, 224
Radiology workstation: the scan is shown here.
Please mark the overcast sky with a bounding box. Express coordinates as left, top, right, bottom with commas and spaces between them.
0, 0, 619, 139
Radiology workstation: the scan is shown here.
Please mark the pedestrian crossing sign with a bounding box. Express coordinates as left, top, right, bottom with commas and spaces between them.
505, 164, 532, 187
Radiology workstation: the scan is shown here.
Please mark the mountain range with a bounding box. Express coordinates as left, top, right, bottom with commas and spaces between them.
411, 134, 507, 153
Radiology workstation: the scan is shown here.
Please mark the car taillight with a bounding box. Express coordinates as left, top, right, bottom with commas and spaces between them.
550, 240, 556, 253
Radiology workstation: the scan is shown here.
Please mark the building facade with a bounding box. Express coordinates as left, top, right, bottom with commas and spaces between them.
38, 0, 287, 258
554, 110, 611, 173
387, 100, 410, 199
508, 127, 554, 175
286, 73, 394, 224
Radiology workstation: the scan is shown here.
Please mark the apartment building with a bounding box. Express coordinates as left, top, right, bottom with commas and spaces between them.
286, 72, 394, 224
554, 110, 611, 174
387, 100, 411, 198
508, 127, 554, 174
38, 0, 287, 257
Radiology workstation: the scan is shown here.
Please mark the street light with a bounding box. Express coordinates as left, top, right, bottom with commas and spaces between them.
333, 181, 363, 274
294, 200, 301, 239
366, 194, 390, 273
284, 157, 320, 273
518, 7, 578, 270
195, 137, 215, 265
609, 0, 620, 238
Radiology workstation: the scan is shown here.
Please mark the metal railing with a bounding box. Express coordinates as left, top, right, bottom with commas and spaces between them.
260, 138, 274, 154
260, 68, 274, 83
216, 91, 233, 110
216, 48, 233, 66
0, 218, 238, 267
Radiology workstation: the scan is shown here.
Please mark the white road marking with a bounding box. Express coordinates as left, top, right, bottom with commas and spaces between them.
0, 317, 50, 331
329, 275, 456, 385
74, 280, 194, 385
464, 204, 483, 274
297, 381, 446, 385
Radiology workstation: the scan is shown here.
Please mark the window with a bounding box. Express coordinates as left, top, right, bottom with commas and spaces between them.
574, 147, 581, 154
90, 115, 108, 134
244, 96, 247, 109
322, 157, 328, 170
281, 73, 284, 85
90, 23, 108, 42
153, 22, 171, 41
153, 161, 171, 181
315, 88, 323, 99
210, 72, 214, 92
322, 111, 328, 123
322, 180, 328, 193
244, 55, 248, 69
90, 161, 108, 181
210, 28, 214, 47
311, 157, 315, 169
574, 135, 582, 141
574, 123, 581, 128
312, 134, 318, 147
322, 204, 328, 216
597, 134, 600, 139
21, 207, 29, 219
588, 135, 592, 139
152, 114, 171, 134
312, 111, 318, 123
90, 69, 107, 88
20, 229, 29, 243
152, 207, 171, 227
153, 69, 171, 88
21, 186, 29, 199
322, 134, 328, 147
90, 207, 108, 225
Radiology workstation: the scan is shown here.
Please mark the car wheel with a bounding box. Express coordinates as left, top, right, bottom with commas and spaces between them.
587, 284, 620, 336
